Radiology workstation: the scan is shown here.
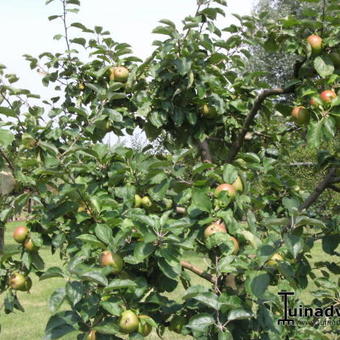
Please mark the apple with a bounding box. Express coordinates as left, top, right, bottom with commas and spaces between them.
141, 196, 152, 208
306, 34, 322, 55
204, 222, 227, 239
138, 315, 153, 336
13, 226, 29, 243
229, 236, 239, 255
78, 82, 85, 90
232, 176, 243, 192
110, 66, 129, 83
8, 273, 32, 291
291, 106, 310, 125
215, 183, 237, 198
200, 104, 217, 119
330, 52, 340, 68
309, 97, 319, 106
24, 238, 39, 252
134, 194, 143, 208
169, 315, 187, 333
266, 253, 283, 267
119, 310, 139, 333
87, 330, 96, 340
320, 90, 336, 103
99, 251, 123, 274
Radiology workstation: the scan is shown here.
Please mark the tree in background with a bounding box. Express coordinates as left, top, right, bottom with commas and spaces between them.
0, 0, 339, 339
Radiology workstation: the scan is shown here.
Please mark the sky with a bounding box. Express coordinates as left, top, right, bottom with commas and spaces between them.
0, 0, 254, 94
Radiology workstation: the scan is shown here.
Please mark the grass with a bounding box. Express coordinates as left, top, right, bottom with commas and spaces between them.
0, 222, 338, 339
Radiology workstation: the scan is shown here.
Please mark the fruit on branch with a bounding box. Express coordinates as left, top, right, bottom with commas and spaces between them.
266, 253, 283, 267
99, 250, 124, 274
138, 315, 153, 336
119, 310, 139, 333
232, 176, 243, 192
13, 226, 29, 243
169, 315, 187, 333
109, 66, 129, 83
306, 34, 322, 55
320, 90, 337, 103
204, 221, 227, 239
8, 273, 32, 291
291, 106, 310, 125
141, 196, 152, 208
87, 330, 96, 340
215, 183, 237, 198
309, 97, 319, 106
229, 236, 239, 255
134, 194, 143, 208
200, 104, 217, 118
330, 52, 340, 68
24, 238, 39, 252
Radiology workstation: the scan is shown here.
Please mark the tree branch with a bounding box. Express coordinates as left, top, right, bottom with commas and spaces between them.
226, 86, 295, 162
180, 260, 216, 284
327, 184, 340, 193
0, 148, 15, 173
198, 140, 213, 163
299, 167, 336, 211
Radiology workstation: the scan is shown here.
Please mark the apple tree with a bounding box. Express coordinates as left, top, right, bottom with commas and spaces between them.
0, 0, 339, 339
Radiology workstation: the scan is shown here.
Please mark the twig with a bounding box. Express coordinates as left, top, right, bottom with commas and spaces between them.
327, 184, 340, 193
0, 148, 15, 173
226, 86, 295, 162
198, 140, 213, 163
180, 260, 216, 284
62, 0, 71, 59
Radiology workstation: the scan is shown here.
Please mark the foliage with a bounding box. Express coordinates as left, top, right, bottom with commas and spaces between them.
0, 0, 339, 339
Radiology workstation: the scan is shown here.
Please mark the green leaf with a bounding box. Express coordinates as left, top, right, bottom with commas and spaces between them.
100, 301, 122, 316
0, 106, 16, 117
76, 234, 105, 248
152, 26, 175, 36
174, 58, 192, 75
192, 292, 220, 310
284, 234, 304, 259
40, 267, 65, 280
0, 129, 14, 147
187, 313, 214, 332
48, 288, 66, 313
133, 242, 156, 261
191, 188, 211, 213
95, 224, 113, 245
246, 271, 270, 298
80, 271, 108, 286
218, 329, 233, 340
314, 56, 334, 78
222, 164, 238, 183
66, 281, 83, 307
227, 308, 252, 321
158, 258, 180, 280
44, 311, 79, 340
104, 279, 137, 291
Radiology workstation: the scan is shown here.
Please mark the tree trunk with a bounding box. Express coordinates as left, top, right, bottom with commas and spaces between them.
0, 221, 5, 254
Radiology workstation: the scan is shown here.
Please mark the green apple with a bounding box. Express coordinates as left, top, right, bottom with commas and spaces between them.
141, 196, 152, 208
24, 238, 39, 252
13, 226, 29, 243
8, 273, 32, 291
200, 104, 217, 118
232, 176, 243, 192
266, 253, 283, 267
204, 222, 227, 239
100, 251, 124, 274
87, 330, 96, 340
215, 183, 237, 198
134, 194, 143, 208
110, 66, 129, 83
291, 106, 310, 125
138, 315, 153, 336
306, 34, 322, 55
119, 310, 139, 333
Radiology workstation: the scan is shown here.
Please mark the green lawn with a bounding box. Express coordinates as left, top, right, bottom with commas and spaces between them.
0, 222, 337, 339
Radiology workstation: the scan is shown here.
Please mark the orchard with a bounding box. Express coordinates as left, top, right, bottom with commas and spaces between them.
0, 0, 339, 339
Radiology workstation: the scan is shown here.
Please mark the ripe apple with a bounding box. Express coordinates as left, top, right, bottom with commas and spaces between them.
320, 90, 336, 103
229, 236, 239, 255
24, 238, 39, 252
119, 310, 139, 333
99, 251, 123, 274
266, 253, 283, 267
8, 273, 32, 291
138, 315, 153, 336
134, 194, 142, 208
306, 34, 322, 55
330, 52, 340, 68
291, 106, 310, 125
200, 104, 217, 119
110, 66, 129, 83
204, 222, 227, 239
169, 315, 186, 333
13, 226, 29, 243
87, 330, 96, 340
232, 176, 243, 192
141, 196, 152, 208
215, 183, 237, 198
